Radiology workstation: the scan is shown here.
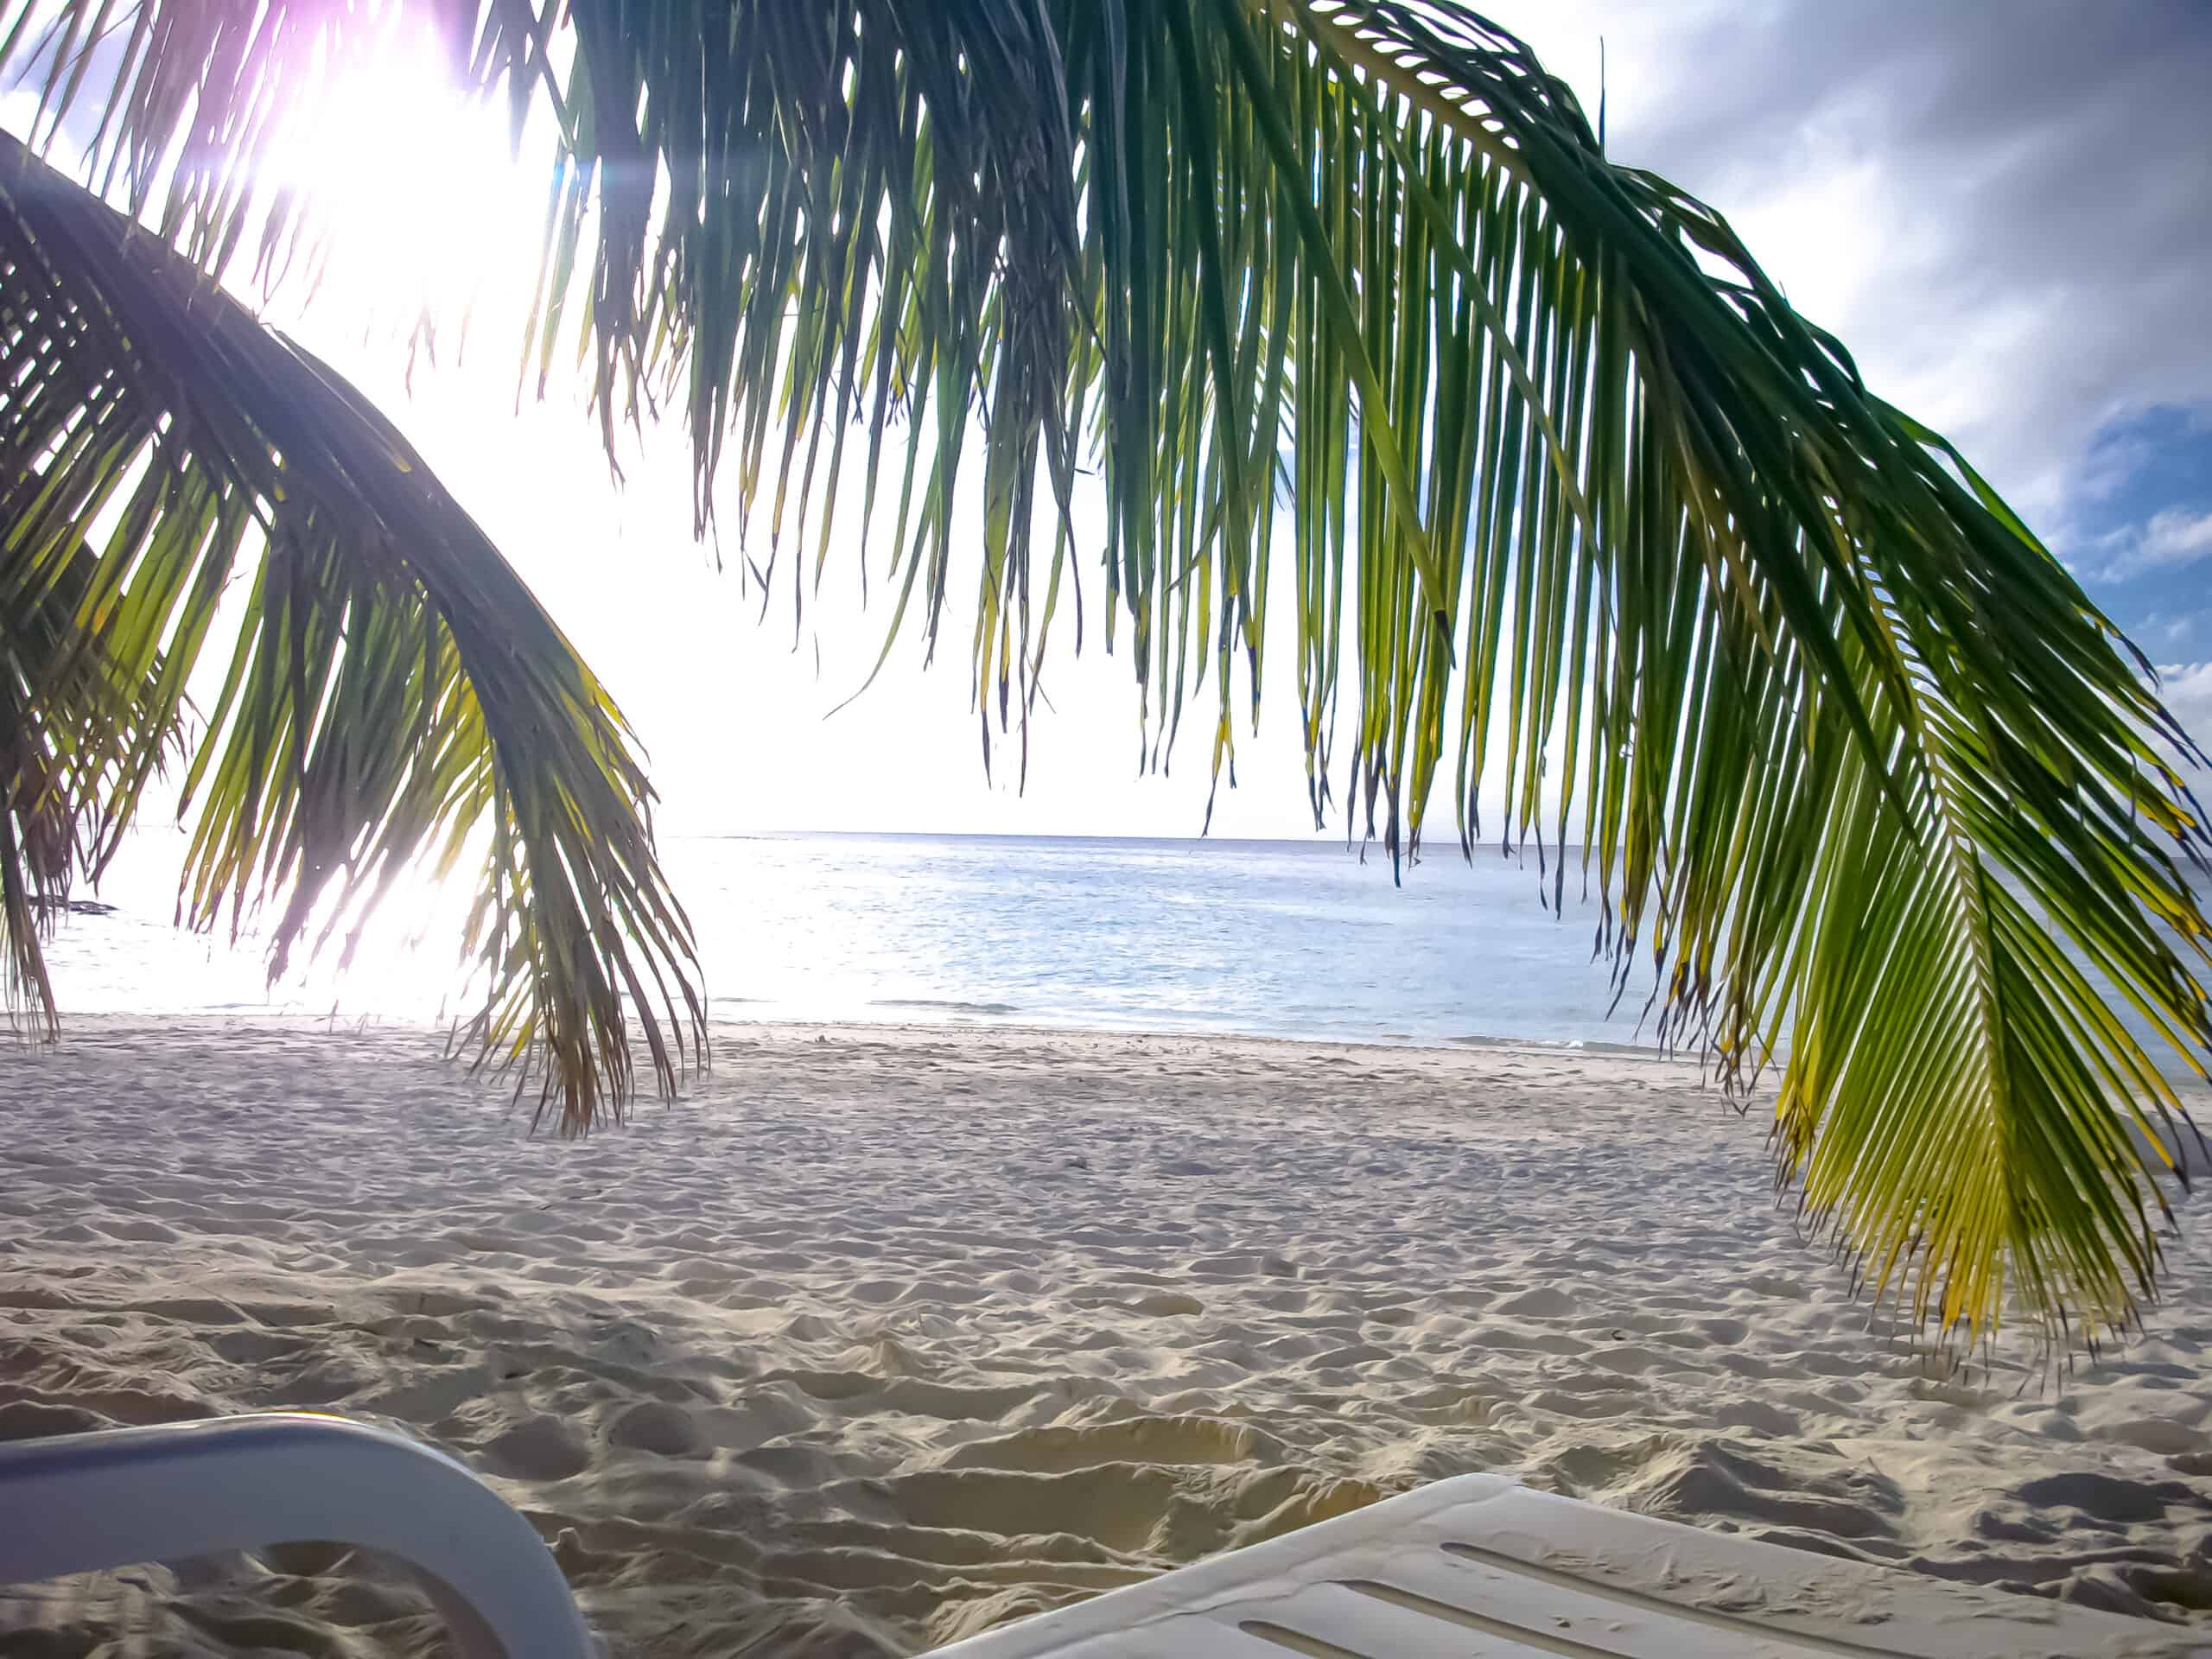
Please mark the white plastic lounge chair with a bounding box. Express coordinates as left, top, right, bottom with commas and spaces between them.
0, 1412, 2179, 1658
931, 1472, 2179, 1658
0, 1412, 593, 1659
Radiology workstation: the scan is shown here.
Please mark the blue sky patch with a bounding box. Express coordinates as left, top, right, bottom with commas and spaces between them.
2060, 405, 2212, 660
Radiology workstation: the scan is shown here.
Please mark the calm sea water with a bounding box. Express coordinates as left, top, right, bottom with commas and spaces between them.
36, 830, 2209, 1072
37, 832, 1662, 1051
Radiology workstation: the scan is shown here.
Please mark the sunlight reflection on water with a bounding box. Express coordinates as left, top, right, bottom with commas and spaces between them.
34, 830, 2210, 1071
41, 830, 1652, 1048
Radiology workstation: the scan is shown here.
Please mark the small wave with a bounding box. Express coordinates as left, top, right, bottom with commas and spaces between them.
1574, 1038, 1661, 1058
1447, 1033, 1656, 1058
868, 998, 1022, 1017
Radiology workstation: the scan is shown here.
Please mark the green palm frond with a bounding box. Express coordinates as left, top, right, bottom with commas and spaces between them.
0, 534, 149, 1026
0, 130, 702, 1129
5, 0, 2209, 1350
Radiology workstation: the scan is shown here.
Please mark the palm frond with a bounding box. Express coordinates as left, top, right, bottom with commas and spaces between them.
5, 1, 2209, 1348
0, 534, 149, 1026
0, 130, 702, 1129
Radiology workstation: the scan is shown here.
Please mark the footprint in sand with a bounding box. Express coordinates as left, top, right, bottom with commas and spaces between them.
482, 1414, 591, 1481
607, 1400, 708, 1458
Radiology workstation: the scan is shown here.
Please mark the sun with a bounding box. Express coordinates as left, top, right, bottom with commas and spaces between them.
257, 12, 550, 327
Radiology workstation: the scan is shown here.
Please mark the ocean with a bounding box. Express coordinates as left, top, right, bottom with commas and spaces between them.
35, 832, 1663, 1052
34, 830, 2210, 1079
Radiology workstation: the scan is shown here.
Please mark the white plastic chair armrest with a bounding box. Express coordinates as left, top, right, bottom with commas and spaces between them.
0, 1411, 592, 1659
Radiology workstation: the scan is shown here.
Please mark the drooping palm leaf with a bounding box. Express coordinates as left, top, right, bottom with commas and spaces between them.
0, 534, 152, 1026
0, 130, 702, 1129
7, 0, 2209, 1350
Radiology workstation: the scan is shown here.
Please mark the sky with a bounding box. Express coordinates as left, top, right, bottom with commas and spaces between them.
1503, 0, 2212, 774
30, 2, 2212, 843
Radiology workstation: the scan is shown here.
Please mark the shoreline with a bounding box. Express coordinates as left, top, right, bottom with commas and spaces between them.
16, 1004, 1716, 1066
3, 1019, 2209, 1655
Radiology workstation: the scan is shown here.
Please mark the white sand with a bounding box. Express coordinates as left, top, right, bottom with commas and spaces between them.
2, 1018, 2209, 1656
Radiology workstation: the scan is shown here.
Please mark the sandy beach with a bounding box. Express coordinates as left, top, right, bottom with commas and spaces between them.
3, 1018, 2209, 1656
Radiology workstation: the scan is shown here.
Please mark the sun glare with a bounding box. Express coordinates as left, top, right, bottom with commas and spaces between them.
260, 16, 547, 327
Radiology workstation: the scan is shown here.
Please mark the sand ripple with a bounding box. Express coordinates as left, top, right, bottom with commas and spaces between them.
2, 1020, 2209, 1655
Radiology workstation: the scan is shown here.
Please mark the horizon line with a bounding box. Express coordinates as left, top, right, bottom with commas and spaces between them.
671, 827, 1592, 852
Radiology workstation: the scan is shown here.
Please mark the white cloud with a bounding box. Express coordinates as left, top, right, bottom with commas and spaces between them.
1502, 3, 2212, 524
2143, 611, 2212, 652
2156, 662, 2212, 769
2114, 509, 2212, 578
2079, 507, 2212, 583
